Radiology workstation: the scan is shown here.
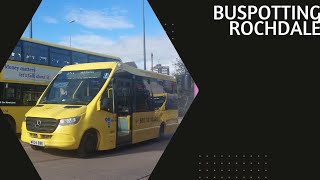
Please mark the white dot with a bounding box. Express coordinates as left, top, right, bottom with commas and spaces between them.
250, 170, 253, 172
228, 162, 231, 164
228, 177, 230, 179
243, 177, 245, 179
258, 177, 260, 179
221, 162, 223, 165
258, 169, 260, 171
265, 169, 267, 172
228, 169, 231, 172
236, 169, 238, 171
199, 169, 201, 171
199, 162, 202, 164
206, 177, 208, 179
221, 177, 223, 179
250, 162, 253, 164
250, 177, 252, 179
228, 155, 231, 157
243, 162, 245, 164
258, 155, 260, 157
236, 162, 238, 164
258, 162, 260, 164
206, 162, 209, 165
265, 177, 267, 179
265, 155, 267, 157
206, 155, 209, 157
221, 169, 223, 172
206, 169, 208, 172
236, 177, 238, 179
221, 155, 224, 157
250, 155, 252, 157
214, 162, 216, 164
236, 155, 238, 157
199, 177, 201, 179
199, 155, 202, 157
214, 169, 216, 171
243, 170, 245, 172
243, 155, 245, 157
265, 162, 268, 165
214, 155, 216, 157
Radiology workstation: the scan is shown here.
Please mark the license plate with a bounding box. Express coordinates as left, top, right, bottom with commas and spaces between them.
30, 140, 45, 147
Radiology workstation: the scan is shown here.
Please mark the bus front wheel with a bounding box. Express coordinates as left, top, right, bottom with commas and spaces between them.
77, 130, 98, 158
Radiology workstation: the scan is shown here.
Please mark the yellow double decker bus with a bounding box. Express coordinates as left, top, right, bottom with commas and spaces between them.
21, 62, 179, 157
0, 37, 121, 134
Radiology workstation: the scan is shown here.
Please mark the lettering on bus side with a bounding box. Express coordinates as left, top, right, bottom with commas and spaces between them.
139, 117, 158, 124
0, 101, 17, 106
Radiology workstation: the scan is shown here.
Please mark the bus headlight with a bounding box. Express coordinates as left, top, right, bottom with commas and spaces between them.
59, 116, 81, 126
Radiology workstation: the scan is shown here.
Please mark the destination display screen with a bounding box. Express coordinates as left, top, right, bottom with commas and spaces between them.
57, 69, 111, 80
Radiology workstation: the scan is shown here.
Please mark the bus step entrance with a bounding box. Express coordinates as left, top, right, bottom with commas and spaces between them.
116, 116, 132, 146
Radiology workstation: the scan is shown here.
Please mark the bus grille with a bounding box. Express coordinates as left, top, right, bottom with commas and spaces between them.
26, 117, 60, 133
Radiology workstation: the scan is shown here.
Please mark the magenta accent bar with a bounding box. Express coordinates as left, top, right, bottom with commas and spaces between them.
194, 83, 199, 97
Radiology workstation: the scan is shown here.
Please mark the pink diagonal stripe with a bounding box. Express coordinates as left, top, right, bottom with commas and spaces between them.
194, 83, 199, 97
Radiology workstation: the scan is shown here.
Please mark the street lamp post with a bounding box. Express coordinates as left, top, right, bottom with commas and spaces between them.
69, 20, 75, 48
29, 19, 33, 39
151, 53, 153, 71
142, 0, 147, 70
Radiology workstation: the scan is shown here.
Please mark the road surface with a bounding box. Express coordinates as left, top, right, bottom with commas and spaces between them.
21, 136, 171, 180
20, 118, 182, 180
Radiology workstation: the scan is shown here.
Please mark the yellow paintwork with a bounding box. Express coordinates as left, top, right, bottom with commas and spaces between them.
1, 106, 32, 133
21, 62, 178, 151
0, 60, 60, 133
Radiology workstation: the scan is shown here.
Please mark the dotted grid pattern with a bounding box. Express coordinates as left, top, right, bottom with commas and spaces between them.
198, 153, 271, 179
163, 22, 176, 41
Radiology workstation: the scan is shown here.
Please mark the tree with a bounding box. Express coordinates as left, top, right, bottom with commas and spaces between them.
172, 58, 194, 117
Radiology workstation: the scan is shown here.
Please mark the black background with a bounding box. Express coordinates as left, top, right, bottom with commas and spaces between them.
0, 0, 317, 179
0, 0, 41, 179
148, 0, 317, 179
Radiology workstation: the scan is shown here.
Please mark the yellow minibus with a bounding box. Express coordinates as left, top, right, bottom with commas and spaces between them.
21, 62, 178, 157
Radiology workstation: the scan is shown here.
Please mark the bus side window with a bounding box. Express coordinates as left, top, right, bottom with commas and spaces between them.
4, 83, 22, 104
114, 78, 132, 114
101, 83, 113, 112
150, 79, 166, 110
22, 84, 38, 106
164, 81, 178, 110
134, 77, 153, 112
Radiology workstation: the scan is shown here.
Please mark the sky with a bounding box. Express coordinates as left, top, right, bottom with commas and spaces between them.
22, 0, 180, 73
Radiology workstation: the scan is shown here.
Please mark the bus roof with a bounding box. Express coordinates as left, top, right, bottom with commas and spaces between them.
20, 37, 122, 61
60, 62, 176, 81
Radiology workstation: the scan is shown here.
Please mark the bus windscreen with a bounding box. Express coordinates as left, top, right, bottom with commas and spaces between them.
39, 69, 111, 105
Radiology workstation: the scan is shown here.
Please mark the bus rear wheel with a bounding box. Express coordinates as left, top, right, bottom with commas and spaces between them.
77, 130, 98, 158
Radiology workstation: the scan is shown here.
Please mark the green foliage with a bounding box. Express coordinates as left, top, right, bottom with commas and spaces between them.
173, 59, 194, 117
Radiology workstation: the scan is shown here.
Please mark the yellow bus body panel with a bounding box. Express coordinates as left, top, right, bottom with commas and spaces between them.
21, 62, 178, 151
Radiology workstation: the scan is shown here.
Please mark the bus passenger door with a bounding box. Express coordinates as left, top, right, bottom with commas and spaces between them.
114, 78, 133, 146
98, 82, 117, 150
